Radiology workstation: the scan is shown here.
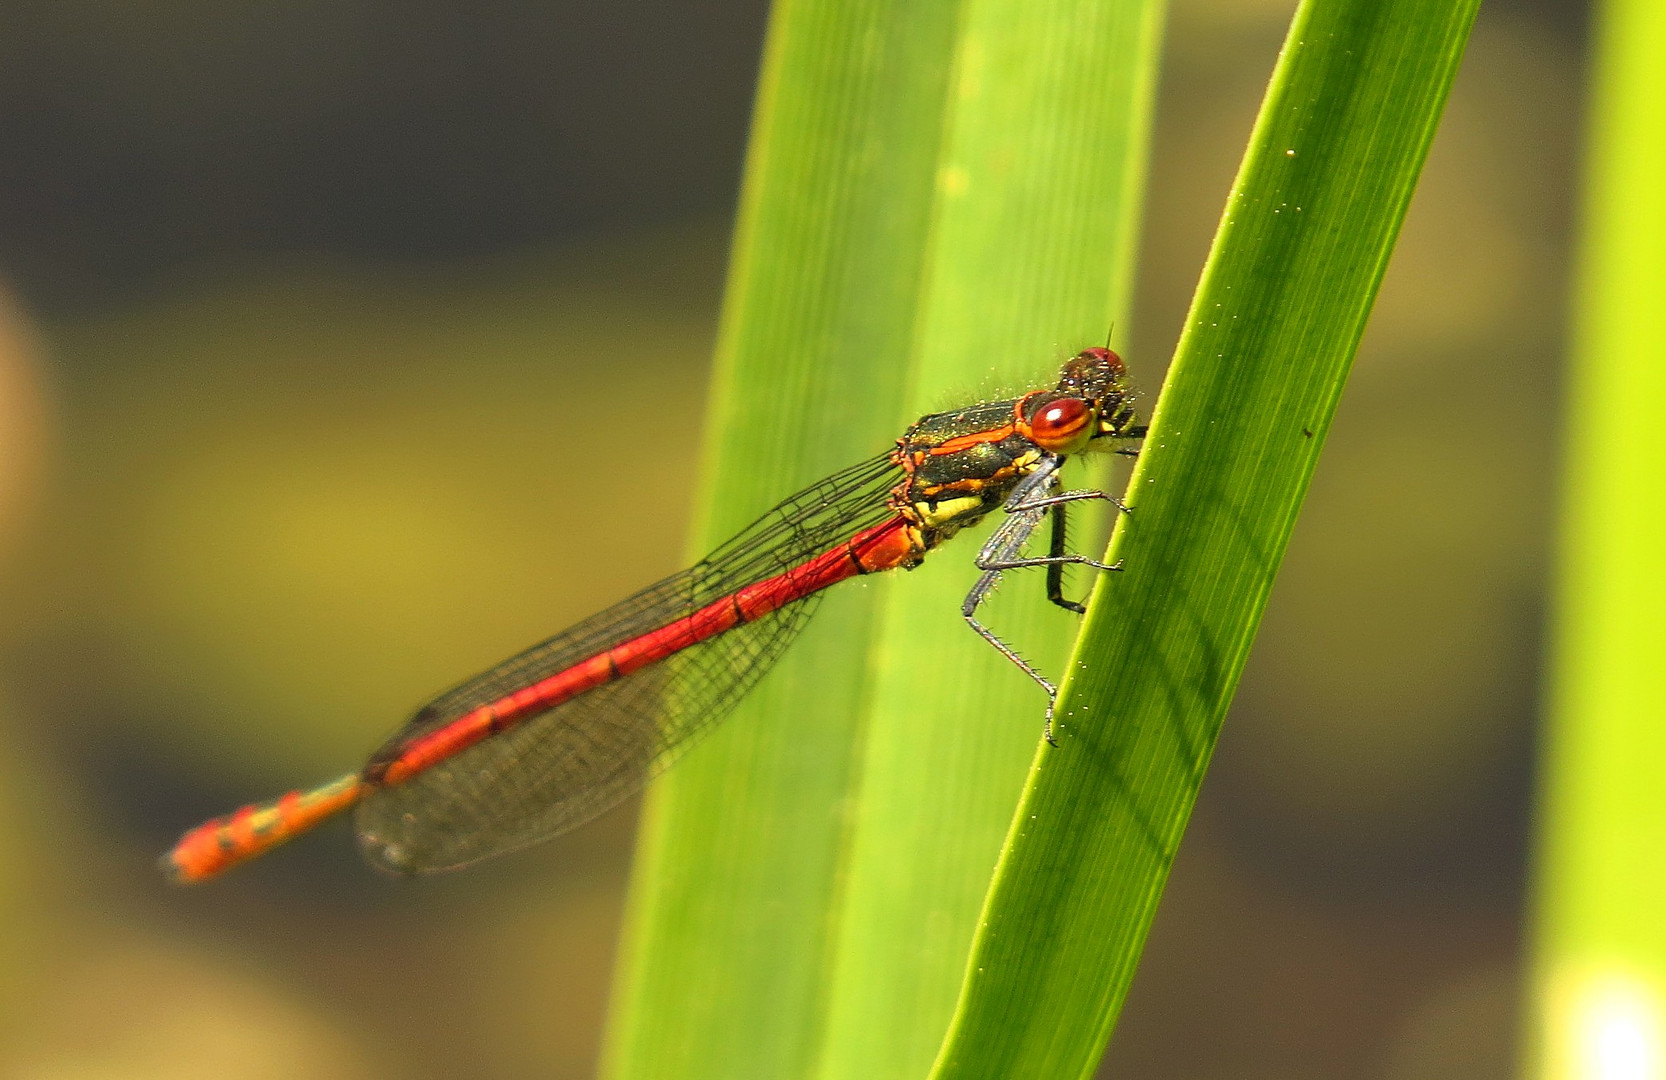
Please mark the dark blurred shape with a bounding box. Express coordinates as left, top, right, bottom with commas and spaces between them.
0, 0, 768, 312
0, 285, 48, 562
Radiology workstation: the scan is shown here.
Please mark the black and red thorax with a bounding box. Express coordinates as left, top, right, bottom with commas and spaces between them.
886, 346, 1141, 558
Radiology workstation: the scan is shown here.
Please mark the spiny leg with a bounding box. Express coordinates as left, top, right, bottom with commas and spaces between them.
962, 494, 1095, 745
1046, 502, 1085, 614
1011, 487, 1129, 514
962, 563, 1063, 746
975, 488, 1128, 577
962, 467, 1136, 743
963, 496, 1064, 742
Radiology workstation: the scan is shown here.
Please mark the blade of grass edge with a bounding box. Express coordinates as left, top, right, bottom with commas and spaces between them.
600, 2, 963, 1076
812, 1, 1164, 1077
930, 0, 1482, 1076
1526, 0, 1666, 1073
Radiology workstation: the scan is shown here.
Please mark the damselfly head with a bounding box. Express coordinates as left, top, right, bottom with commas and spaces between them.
1016, 348, 1144, 456
1055, 347, 1144, 446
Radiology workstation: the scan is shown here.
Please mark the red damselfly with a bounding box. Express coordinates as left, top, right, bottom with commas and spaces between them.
163, 348, 1146, 882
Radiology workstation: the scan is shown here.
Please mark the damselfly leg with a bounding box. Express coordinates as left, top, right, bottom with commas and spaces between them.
961, 456, 1132, 744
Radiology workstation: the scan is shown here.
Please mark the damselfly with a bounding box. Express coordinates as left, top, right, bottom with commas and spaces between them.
164, 348, 1146, 882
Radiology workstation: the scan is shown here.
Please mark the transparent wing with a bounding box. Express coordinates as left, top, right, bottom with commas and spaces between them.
355, 452, 902, 873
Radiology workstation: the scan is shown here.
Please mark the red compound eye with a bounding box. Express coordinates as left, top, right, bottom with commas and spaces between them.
1028, 396, 1093, 453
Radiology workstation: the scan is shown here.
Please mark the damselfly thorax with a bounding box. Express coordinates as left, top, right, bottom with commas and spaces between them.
888, 346, 1145, 556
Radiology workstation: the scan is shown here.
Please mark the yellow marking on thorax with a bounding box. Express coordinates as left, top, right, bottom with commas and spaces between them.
913, 494, 985, 529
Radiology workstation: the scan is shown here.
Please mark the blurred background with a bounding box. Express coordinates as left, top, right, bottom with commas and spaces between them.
0, 0, 1581, 1077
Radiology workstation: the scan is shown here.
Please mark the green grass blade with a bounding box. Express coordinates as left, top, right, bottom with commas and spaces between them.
929, 1, 1481, 1076
812, 2, 1163, 1078
1527, 0, 1666, 1073
600, 2, 963, 1076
